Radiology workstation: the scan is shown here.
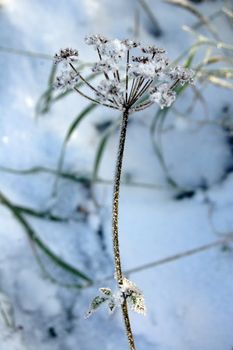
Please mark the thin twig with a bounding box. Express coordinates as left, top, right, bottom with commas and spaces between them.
73, 87, 118, 110
125, 50, 130, 103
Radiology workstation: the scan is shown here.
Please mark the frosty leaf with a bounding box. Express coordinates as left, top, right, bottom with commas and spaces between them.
85, 296, 107, 319
85, 287, 123, 319
128, 291, 146, 315
120, 277, 146, 316
99, 287, 113, 296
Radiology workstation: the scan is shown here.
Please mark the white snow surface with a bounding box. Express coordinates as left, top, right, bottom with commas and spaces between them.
0, 0, 233, 350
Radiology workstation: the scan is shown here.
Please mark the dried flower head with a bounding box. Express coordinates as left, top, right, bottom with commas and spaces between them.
96, 79, 124, 105
54, 48, 79, 65
54, 35, 194, 111
123, 39, 141, 49
141, 45, 166, 55
92, 60, 117, 73
85, 34, 108, 46
54, 70, 79, 90
99, 39, 127, 62
150, 83, 176, 109
169, 66, 194, 86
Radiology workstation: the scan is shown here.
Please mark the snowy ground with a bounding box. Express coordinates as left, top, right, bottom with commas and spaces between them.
0, 0, 233, 349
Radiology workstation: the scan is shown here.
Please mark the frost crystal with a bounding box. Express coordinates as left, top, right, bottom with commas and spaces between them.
130, 54, 169, 79
54, 34, 194, 112
141, 45, 166, 55
54, 48, 79, 65
92, 60, 117, 73
99, 287, 113, 296
85, 34, 108, 46
85, 295, 107, 318
96, 79, 124, 104
54, 70, 79, 90
150, 83, 176, 109
123, 39, 140, 49
99, 39, 127, 62
169, 66, 194, 86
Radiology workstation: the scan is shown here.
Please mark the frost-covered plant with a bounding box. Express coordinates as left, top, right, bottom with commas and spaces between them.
85, 278, 146, 319
54, 35, 194, 350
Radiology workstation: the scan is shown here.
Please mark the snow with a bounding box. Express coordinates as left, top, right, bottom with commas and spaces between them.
0, 0, 233, 350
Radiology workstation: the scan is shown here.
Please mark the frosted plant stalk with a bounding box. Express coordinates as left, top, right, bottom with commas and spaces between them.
54, 37, 194, 350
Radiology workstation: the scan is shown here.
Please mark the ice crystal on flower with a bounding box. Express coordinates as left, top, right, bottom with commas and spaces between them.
54, 48, 79, 65
85, 34, 108, 46
130, 55, 169, 78
123, 39, 141, 49
129, 61, 156, 78
99, 39, 127, 62
54, 70, 79, 90
96, 79, 124, 104
150, 83, 176, 109
169, 66, 194, 86
92, 60, 117, 73
141, 45, 166, 55
54, 34, 194, 112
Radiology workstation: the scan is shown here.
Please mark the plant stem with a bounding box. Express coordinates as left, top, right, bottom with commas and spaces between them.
112, 108, 136, 350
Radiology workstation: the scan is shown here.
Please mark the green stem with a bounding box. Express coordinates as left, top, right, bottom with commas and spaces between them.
112, 108, 136, 350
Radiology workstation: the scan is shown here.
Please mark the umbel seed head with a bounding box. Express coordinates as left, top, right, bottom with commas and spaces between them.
54, 35, 194, 111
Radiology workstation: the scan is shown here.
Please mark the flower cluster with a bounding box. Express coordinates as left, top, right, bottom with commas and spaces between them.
150, 83, 176, 109
54, 34, 194, 110
54, 48, 79, 65
54, 69, 79, 90
85, 277, 146, 319
96, 79, 124, 106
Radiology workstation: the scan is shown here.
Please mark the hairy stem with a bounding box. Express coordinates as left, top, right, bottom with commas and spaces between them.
112, 108, 136, 350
